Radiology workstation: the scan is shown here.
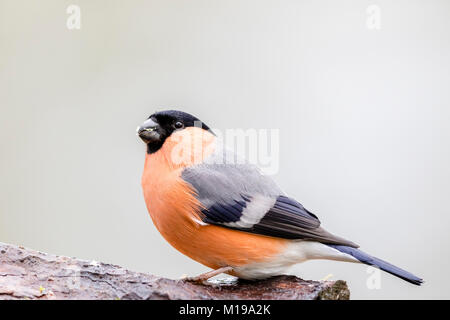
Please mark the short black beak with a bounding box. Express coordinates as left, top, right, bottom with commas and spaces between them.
137, 118, 161, 143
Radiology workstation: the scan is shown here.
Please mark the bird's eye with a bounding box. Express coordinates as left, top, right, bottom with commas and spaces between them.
174, 121, 184, 129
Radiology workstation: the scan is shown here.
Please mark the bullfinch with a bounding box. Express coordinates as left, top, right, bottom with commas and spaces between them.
137, 110, 423, 285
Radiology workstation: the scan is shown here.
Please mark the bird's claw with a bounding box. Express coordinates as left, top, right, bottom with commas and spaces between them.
183, 276, 208, 284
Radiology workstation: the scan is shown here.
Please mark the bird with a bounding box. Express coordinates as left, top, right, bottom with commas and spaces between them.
137, 109, 423, 285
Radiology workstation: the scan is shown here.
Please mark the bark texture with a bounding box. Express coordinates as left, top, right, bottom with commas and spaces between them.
0, 242, 350, 300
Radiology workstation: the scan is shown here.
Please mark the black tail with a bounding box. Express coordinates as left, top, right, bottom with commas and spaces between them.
328, 245, 423, 285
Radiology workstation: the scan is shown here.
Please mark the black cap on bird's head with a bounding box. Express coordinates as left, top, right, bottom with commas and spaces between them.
137, 110, 212, 154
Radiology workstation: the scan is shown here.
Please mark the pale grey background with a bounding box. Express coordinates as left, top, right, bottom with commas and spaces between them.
1, 0, 449, 299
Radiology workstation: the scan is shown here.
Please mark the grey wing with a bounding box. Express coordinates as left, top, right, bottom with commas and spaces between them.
181, 161, 358, 248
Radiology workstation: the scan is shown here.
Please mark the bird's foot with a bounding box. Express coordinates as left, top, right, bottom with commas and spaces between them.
321, 274, 334, 281
182, 266, 234, 284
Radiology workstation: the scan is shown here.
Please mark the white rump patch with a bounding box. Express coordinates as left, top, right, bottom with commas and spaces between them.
233, 241, 360, 280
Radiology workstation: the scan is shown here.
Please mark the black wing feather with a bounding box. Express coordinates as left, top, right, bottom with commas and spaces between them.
202, 195, 358, 247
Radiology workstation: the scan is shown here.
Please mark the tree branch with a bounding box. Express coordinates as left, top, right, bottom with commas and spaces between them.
0, 242, 349, 300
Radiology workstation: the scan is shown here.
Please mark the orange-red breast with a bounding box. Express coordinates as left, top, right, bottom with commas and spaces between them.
138, 110, 422, 285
